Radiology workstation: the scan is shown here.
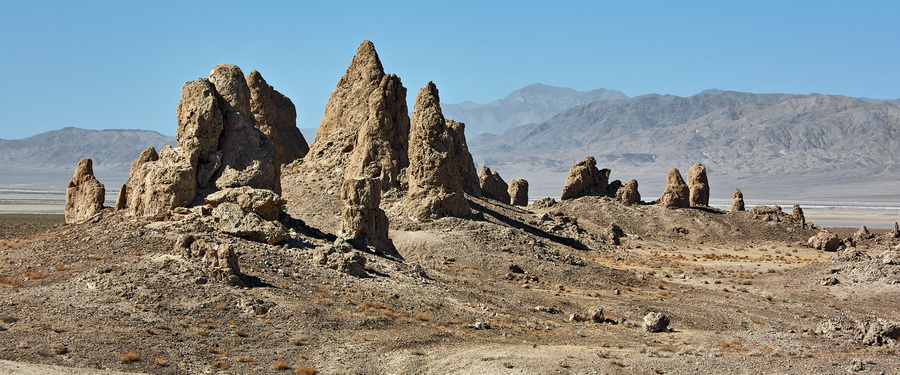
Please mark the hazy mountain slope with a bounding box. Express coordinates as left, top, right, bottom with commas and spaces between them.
0, 127, 175, 189
441, 83, 628, 135
467, 91, 900, 201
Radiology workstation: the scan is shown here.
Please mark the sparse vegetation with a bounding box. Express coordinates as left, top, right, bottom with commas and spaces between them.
118, 352, 139, 364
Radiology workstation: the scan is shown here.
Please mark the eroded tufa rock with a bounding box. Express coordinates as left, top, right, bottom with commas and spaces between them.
508, 178, 529, 206
687, 164, 709, 207
792, 204, 806, 227
446, 120, 481, 196
560, 156, 609, 200
205, 186, 286, 221
247, 70, 309, 165
658, 168, 690, 208
212, 202, 289, 245
174, 234, 244, 286
853, 226, 874, 241
340, 178, 398, 257
479, 167, 510, 203
126, 146, 196, 217
64, 158, 105, 224
808, 230, 842, 251
616, 179, 641, 205
731, 189, 745, 212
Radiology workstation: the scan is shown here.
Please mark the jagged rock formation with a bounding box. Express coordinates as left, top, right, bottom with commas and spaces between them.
616, 179, 641, 205
340, 178, 398, 257
792, 204, 806, 226
306, 41, 409, 190
212, 202, 289, 244
114, 184, 127, 211
731, 189, 745, 212
247, 70, 309, 165
405, 82, 470, 219
446, 120, 481, 196
687, 164, 709, 207
174, 234, 243, 286
808, 231, 842, 251
560, 156, 609, 200
854, 226, 874, 241
508, 178, 529, 206
658, 168, 690, 208
479, 167, 510, 203
205, 187, 286, 221
64, 158, 105, 223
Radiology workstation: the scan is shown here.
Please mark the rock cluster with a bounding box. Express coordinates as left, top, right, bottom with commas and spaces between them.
560, 156, 609, 200
340, 178, 398, 257
731, 189, 745, 212
687, 164, 709, 207
615, 179, 641, 205
247, 70, 309, 165
508, 178, 529, 206
405, 82, 470, 219
174, 234, 243, 286
479, 167, 510, 203
64, 158, 106, 224
658, 168, 690, 208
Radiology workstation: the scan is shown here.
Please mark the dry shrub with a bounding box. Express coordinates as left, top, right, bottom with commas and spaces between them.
0, 276, 20, 288
23, 271, 47, 279
273, 360, 291, 370
295, 365, 318, 375
234, 329, 247, 337
237, 356, 258, 364
210, 360, 230, 369
292, 338, 306, 346
118, 352, 139, 364
154, 357, 167, 367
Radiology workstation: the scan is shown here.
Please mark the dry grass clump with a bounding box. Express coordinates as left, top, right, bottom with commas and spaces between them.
23, 271, 47, 279
273, 360, 291, 370
210, 360, 230, 369
154, 357, 167, 367
0, 276, 20, 288
295, 365, 318, 375
118, 352, 139, 364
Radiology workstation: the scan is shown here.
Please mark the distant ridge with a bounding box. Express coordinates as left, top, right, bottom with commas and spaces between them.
441, 83, 628, 135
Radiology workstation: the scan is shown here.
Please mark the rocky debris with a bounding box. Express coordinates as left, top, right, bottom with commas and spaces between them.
749, 205, 786, 222
205, 187, 286, 221
792, 204, 806, 226
808, 230, 842, 251
212, 202, 289, 244
471, 321, 491, 330
615, 179, 641, 205
816, 317, 900, 346
534, 306, 561, 314
821, 276, 840, 286
173, 234, 243, 286
126, 146, 196, 217
731, 189, 745, 212
446, 120, 481, 196
314, 239, 368, 277
687, 164, 709, 207
889, 222, 900, 239
479, 167, 510, 203
584, 306, 605, 323
643, 312, 670, 332
339, 178, 398, 257
508, 178, 529, 206
247, 70, 309, 165
853, 226, 874, 241
306, 41, 409, 191
560, 156, 609, 200
64, 158, 105, 224
658, 168, 690, 208
531, 197, 557, 209
832, 248, 871, 262
405, 82, 470, 220
605, 223, 626, 245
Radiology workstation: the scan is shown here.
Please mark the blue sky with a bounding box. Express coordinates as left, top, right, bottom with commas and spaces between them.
1, 1, 898, 139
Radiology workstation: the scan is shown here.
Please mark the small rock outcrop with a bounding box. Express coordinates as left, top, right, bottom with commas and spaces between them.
808, 230, 842, 251
479, 167, 510, 203
560, 156, 609, 200
212, 202, 289, 244
615, 179, 641, 205
314, 239, 368, 277
792, 204, 806, 226
687, 164, 709, 207
405, 82, 469, 219
658, 168, 690, 208
731, 189, 745, 212
340, 178, 398, 257
643, 312, 670, 332
532, 197, 557, 209
205, 186, 286, 221
64, 158, 106, 224
126, 146, 196, 217
508, 178, 529, 206
174, 234, 243, 286
889, 222, 900, 239
247, 70, 309, 165
854, 226, 874, 241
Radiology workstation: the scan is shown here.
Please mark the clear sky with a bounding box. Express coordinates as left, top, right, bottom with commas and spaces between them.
1, 0, 898, 139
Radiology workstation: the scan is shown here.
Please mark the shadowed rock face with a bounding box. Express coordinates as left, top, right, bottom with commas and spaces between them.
340, 178, 398, 257
731, 189, 745, 212
446, 119, 481, 196
508, 178, 529, 206
306, 41, 410, 191
405, 82, 469, 220
247, 70, 309, 165
64, 158, 105, 223
659, 168, 689, 208
687, 164, 709, 207
616, 179, 641, 205
479, 167, 510, 203
561, 156, 609, 200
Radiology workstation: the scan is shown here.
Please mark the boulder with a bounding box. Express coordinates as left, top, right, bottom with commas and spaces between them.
405, 82, 469, 219
479, 167, 510, 203
687, 164, 709, 206
126, 146, 196, 217
306, 41, 409, 191
808, 230, 842, 251
64, 158, 106, 223
508, 178, 529, 206
212, 202, 289, 244
792, 204, 806, 226
446, 120, 481, 196
616, 179, 641, 205
340, 178, 398, 257
205, 186, 286, 221
606, 223, 625, 245
658, 168, 690, 208
731, 189, 745, 212
247, 70, 308, 165
532, 197, 557, 209
643, 312, 670, 332
174, 234, 243, 286
560, 156, 609, 200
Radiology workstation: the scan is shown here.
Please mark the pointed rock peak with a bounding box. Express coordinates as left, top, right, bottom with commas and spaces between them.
413, 81, 444, 122
209, 64, 251, 114
246, 70, 265, 86
342, 40, 385, 86
72, 158, 95, 183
